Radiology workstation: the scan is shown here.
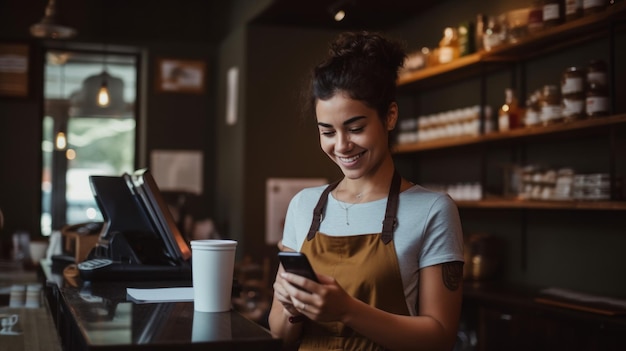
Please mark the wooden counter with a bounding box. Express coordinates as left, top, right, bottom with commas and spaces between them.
1, 260, 62, 351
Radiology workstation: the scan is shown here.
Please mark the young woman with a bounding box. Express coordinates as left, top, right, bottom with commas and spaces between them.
269, 31, 464, 351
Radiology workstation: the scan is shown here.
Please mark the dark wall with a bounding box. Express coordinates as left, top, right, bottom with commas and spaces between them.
214, 24, 342, 262
0, 90, 43, 239
0, 0, 228, 244
215, 26, 247, 252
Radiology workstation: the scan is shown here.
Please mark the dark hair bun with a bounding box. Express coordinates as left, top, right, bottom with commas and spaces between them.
329, 31, 406, 81
306, 31, 407, 121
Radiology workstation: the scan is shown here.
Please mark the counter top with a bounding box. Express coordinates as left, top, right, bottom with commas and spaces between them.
41, 262, 282, 351
0, 306, 62, 351
1, 260, 62, 351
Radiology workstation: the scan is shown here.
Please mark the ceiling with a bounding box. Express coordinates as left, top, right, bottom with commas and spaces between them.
250, 0, 441, 30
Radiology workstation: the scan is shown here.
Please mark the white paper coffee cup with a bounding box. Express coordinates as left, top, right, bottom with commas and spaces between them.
191, 240, 237, 312
192, 310, 231, 341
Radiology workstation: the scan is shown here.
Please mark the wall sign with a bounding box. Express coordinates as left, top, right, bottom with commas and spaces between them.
265, 178, 327, 245
156, 58, 206, 94
0, 43, 29, 97
151, 150, 204, 195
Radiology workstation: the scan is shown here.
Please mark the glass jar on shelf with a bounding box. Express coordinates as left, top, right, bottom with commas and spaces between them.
524, 90, 542, 127
540, 85, 563, 125
561, 66, 586, 121
554, 168, 575, 200
528, 0, 545, 33
587, 59, 608, 87
438, 27, 460, 64
583, 0, 607, 16
483, 16, 506, 51
565, 0, 583, 21
586, 82, 610, 117
543, 0, 564, 28
498, 88, 522, 131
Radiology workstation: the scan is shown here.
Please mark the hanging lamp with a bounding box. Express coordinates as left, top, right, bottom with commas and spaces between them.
69, 70, 126, 118
96, 56, 111, 107
97, 79, 110, 107
30, 0, 77, 39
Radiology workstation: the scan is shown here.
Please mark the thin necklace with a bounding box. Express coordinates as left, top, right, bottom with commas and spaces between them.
334, 190, 364, 226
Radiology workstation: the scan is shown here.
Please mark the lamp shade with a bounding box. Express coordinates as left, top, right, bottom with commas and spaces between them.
30, 0, 77, 39
69, 71, 128, 117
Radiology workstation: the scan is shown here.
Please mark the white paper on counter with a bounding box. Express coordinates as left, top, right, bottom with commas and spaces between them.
126, 287, 194, 304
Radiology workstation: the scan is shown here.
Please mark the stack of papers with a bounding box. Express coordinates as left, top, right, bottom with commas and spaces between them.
126, 287, 194, 304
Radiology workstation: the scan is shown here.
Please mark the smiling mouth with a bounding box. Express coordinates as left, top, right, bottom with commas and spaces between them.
337, 152, 364, 163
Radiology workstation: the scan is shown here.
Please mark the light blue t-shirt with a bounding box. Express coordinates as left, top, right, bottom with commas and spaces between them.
281, 184, 464, 316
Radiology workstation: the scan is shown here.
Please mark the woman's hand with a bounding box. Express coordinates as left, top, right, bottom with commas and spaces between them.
272, 266, 301, 317
279, 272, 353, 323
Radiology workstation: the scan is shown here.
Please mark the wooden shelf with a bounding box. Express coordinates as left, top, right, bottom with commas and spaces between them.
397, 53, 484, 86
397, 2, 626, 88
393, 113, 626, 153
455, 198, 626, 211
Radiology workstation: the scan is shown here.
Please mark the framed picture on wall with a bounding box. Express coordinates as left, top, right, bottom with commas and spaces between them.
0, 42, 30, 98
156, 58, 206, 94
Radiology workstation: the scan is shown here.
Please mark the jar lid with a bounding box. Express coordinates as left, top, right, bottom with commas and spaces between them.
587, 81, 607, 91
543, 84, 560, 95
564, 66, 584, 73
588, 59, 607, 69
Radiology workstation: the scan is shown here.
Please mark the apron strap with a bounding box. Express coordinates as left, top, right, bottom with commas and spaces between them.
307, 170, 402, 243
307, 179, 341, 241
381, 170, 401, 244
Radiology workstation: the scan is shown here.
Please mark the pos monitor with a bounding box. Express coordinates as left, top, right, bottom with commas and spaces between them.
129, 168, 192, 262
81, 169, 191, 281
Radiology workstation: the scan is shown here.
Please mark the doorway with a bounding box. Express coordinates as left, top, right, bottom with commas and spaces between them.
41, 48, 139, 235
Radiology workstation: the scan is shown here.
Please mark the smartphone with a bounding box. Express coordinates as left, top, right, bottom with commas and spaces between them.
278, 252, 319, 283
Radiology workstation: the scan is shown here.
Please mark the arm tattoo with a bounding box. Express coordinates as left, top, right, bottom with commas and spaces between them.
441, 261, 463, 291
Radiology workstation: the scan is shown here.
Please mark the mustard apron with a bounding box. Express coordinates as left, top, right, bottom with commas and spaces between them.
298, 171, 410, 351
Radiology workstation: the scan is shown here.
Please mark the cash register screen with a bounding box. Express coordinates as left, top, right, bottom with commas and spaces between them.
89, 175, 177, 265
129, 169, 192, 262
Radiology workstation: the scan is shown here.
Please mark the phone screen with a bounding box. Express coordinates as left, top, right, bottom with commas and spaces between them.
278, 252, 319, 282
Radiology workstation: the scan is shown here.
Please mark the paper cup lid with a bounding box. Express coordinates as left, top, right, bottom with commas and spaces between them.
191, 239, 237, 250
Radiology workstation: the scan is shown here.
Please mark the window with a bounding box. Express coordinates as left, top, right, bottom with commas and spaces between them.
41, 49, 138, 235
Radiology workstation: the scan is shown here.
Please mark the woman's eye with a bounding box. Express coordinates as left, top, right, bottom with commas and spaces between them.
320, 130, 335, 137
349, 126, 364, 133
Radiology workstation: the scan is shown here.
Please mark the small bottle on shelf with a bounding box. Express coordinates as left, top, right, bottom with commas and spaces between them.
543, 0, 564, 28
458, 20, 475, 57
483, 16, 504, 51
498, 89, 522, 132
561, 66, 586, 121
540, 85, 563, 124
438, 27, 460, 64
565, 0, 583, 21
524, 90, 542, 127
586, 82, 610, 117
475, 14, 486, 51
587, 59, 608, 87
583, 0, 608, 16
585, 59, 610, 118
528, 0, 545, 33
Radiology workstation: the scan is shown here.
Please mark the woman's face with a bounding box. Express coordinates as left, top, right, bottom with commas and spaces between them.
315, 93, 395, 180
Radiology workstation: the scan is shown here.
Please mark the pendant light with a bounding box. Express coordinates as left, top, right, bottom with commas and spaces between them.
30, 0, 77, 39
55, 132, 67, 150
69, 66, 126, 118
53, 60, 68, 151
97, 80, 110, 107
96, 3, 110, 108
97, 55, 110, 108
